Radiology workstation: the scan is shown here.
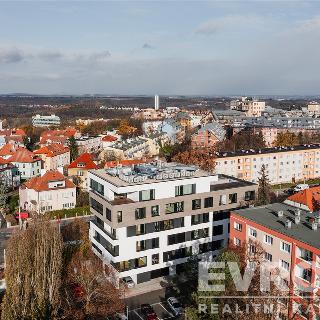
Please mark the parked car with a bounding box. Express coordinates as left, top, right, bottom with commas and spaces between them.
122, 276, 135, 288
140, 304, 157, 320
167, 297, 183, 316
284, 188, 294, 195
293, 184, 309, 192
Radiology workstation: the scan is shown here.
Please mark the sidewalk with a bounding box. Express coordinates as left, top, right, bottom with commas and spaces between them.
125, 276, 171, 298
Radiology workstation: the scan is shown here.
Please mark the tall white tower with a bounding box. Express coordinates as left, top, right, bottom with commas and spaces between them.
154, 95, 159, 110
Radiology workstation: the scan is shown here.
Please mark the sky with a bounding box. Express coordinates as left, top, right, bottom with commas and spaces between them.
0, 0, 320, 95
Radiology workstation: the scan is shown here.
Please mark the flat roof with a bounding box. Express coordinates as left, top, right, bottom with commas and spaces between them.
215, 144, 320, 159
232, 202, 320, 250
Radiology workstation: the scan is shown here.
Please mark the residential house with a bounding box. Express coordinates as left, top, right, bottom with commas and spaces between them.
191, 122, 226, 148
19, 170, 76, 213
33, 144, 70, 171
0, 157, 20, 189
7, 148, 41, 180
67, 153, 98, 189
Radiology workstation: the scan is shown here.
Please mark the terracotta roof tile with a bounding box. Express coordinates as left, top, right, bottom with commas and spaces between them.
102, 135, 118, 142
68, 153, 98, 170
0, 143, 19, 157
34, 144, 69, 158
287, 186, 320, 212
22, 170, 75, 192
8, 148, 41, 163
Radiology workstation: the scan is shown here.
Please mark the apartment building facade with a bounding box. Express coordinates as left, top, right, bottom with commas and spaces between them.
32, 114, 61, 127
88, 162, 257, 284
215, 145, 320, 185
230, 203, 320, 320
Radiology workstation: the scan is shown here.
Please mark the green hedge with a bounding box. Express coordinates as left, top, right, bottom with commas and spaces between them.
47, 206, 90, 220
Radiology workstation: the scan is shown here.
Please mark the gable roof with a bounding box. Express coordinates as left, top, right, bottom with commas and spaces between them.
287, 186, 320, 212
22, 170, 75, 192
196, 122, 226, 141
0, 157, 8, 165
34, 144, 69, 157
8, 148, 41, 163
68, 153, 98, 170
0, 143, 19, 157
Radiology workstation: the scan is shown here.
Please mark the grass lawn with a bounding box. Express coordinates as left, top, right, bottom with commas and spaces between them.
47, 206, 90, 220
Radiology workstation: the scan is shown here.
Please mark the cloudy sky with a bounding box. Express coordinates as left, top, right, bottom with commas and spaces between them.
0, 1, 320, 95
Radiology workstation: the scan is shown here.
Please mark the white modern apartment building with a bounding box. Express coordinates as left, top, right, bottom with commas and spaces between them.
215, 144, 320, 185
88, 162, 257, 284
32, 114, 61, 127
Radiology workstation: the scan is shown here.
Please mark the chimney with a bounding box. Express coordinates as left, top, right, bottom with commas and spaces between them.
285, 219, 292, 229
295, 216, 300, 225
312, 222, 318, 231
277, 210, 284, 218
295, 209, 301, 217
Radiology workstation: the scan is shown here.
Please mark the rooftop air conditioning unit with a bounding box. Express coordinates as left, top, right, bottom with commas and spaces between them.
285, 219, 292, 229
277, 210, 284, 218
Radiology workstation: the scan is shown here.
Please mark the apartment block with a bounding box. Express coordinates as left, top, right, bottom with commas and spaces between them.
230, 203, 320, 320
215, 144, 320, 185
88, 162, 257, 284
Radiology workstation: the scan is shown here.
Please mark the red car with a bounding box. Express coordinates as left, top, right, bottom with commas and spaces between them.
140, 304, 157, 320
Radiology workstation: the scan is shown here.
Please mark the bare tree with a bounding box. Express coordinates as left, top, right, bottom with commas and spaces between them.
1, 217, 63, 320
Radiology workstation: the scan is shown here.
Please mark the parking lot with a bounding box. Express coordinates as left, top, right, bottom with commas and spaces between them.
128, 302, 176, 320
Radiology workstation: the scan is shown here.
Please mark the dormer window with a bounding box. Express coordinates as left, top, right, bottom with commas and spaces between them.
77, 162, 86, 168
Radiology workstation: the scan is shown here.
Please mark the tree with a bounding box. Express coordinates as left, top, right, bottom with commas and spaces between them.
256, 164, 271, 206
81, 120, 107, 135
76, 191, 89, 207
116, 120, 137, 139
172, 148, 216, 172
61, 219, 125, 319
68, 136, 79, 161
1, 217, 63, 320
273, 131, 299, 147
0, 183, 8, 214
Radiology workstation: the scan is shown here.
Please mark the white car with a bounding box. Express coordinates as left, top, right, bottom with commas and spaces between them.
122, 276, 135, 288
293, 184, 309, 192
167, 297, 183, 316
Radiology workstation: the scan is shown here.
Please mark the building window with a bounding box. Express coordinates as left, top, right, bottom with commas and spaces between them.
296, 266, 311, 282
191, 228, 209, 240
117, 211, 122, 223
152, 254, 159, 265
136, 240, 146, 252
234, 238, 241, 246
219, 195, 227, 205
90, 198, 103, 215
175, 184, 196, 196
191, 213, 209, 225
297, 247, 313, 262
234, 222, 242, 231
139, 189, 155, 201
192, 199, 201, 210
245, 191, 255, 201
280, 241, 291, 253
165, 201, 184, 214
249, 228, 257, 238
106, 208, 112, 221
280, 260, 290, 271
136, 224, 145, 235
151, 205, 159, 217
90, 179, 104, 196
265, 252, 273, 262
264, 235, 273, 245
168, 232, 186, 245
204, 197, 213, 208
228, 193, 237, 204
135, 208, 146, 220
213, 224, 223, 235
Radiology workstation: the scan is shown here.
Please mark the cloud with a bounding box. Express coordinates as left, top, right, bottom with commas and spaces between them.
195, 14, 262, 35
142, 43, 154, 49
294, 15, 320, 33
0, 48, 25, 63
38, 51, 63, 61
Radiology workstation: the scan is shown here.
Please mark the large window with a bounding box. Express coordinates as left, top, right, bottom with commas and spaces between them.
191, 213, 209, 225
245, 191, 255, 201
175, 184, 195, 196
213, 225, 223, 236
192, 199, 201, 210
163, 247, 192, 262
234, 221, 242, 231
280, 241, 291, 253
165, 201, 184, 214
168, 232, 186, 245
297, 247, 313, 262
151, 205, 159, 217
90, 179, 104, 196
204, 197, 213, 208
139, 189, 155, 201
90, 198, 103, 215
249, 228, 257, 238
191, 228, 209, 240
106, 208, 112, 221
228, 193, 237, 204
135, 207, 146, 220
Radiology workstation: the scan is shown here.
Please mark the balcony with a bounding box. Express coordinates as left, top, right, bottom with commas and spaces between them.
91, 219, 117, 240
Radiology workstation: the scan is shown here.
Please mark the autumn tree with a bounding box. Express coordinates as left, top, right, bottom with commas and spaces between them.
172, 148, 216, 172
82, 120, 107, 135
61, 219, 125, 319
1, 217, 63, 320
116, 119, 137, 139
273, 131, 299, 147
256, 164, 272, 206
68, 136, 79, 161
